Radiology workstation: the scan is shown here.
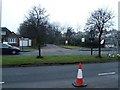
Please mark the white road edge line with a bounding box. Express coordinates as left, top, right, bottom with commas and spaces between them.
0, 82, 4, 84
98, 72, 116, 76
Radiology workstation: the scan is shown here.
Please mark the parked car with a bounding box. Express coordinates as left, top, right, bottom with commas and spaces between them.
0, 43, 20, 55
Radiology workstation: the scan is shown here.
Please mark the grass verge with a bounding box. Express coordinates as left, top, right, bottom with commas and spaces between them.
60, 45, 80, 49
2, 55, 119, 67
20, 47, 37, 52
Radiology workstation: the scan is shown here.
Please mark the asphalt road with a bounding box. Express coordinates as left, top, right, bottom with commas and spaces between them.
2, 62, 118, 88
20, 44, 117, 56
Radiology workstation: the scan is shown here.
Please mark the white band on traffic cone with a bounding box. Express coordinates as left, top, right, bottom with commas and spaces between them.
77, 69, 83, 79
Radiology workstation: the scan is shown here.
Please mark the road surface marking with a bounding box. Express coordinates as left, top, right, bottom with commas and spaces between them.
0, 82, 4, 84
98, 72, 116, 76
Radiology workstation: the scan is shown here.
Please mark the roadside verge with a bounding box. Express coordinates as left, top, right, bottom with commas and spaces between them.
2, 55, 119, 67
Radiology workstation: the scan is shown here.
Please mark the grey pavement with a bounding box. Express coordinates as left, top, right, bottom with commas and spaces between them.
2, 62, 118, 88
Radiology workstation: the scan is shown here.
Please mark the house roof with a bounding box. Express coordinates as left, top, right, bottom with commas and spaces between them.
1, 27, 31, 39
1, 27, 12, 36
7, 32, 19, 38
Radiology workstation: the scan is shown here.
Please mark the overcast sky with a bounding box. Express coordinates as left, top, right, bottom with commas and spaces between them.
1, 0, 119, 33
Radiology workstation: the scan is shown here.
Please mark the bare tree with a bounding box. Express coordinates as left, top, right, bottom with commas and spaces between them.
85, 8, 114, 58
25, 5, 49, 58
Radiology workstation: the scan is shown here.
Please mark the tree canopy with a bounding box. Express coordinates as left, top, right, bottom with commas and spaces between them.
18, 5, 49, 58
85, 8, 114, 57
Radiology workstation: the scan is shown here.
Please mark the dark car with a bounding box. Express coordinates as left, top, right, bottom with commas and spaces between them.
0, 43, 20, 55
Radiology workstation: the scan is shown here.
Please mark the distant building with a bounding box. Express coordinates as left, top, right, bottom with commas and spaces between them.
1, 27, 12, 42
103, 29, 118, 48
6, 32, 20, 47
1, 27, 32, 47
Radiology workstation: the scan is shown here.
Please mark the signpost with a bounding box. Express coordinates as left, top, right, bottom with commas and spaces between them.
65, 40, 68, 45
81, 38, 85, 47
89, 30, 95, 56
100, 39, 105, 45
81, 38, 85, 43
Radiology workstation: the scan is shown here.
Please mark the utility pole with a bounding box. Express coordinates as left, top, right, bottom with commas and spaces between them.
118, 2, 120, 54
0, 1, 2, 90
117, 32, 120, 54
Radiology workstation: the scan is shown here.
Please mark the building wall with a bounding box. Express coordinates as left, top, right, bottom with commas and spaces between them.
19, 38, 32, 47
6, 33, 19, 47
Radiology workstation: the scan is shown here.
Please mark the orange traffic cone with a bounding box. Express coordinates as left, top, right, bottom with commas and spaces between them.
72, 63, 87, 87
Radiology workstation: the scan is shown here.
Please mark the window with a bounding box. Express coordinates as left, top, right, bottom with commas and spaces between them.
2, 44, 9, 48
1, 31, 6, 35
1, 43, 12, 48
8, 38, 16, 43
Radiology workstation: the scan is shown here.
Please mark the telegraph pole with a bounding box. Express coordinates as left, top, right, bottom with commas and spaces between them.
118, 2, 120, 54
0, 0, 2, 90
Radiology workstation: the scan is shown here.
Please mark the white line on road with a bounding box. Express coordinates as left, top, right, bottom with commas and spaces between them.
0, 82, 4, 84
98, 72, 116, 76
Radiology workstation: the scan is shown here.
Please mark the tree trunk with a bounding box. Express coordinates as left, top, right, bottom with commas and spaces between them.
38, 45, 41, 57
98, 35, 102, 58
37, 44, 43, 58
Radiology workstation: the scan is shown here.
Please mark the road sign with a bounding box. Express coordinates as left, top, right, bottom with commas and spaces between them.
100, 39, 105, 45
81, 38, 85, 42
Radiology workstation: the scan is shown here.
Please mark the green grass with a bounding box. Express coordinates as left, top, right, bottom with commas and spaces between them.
60, 45, 80, 49
1, 55, 118, 67
20, 47, 37, 52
